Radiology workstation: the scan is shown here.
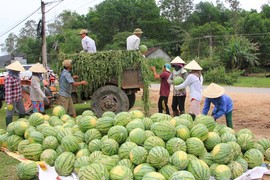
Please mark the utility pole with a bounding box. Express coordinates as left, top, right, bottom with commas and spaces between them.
205, 35, 213, 58
41, 1, 48, 79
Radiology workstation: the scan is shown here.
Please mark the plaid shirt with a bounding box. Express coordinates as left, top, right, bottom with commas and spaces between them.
5, 73, 22, 104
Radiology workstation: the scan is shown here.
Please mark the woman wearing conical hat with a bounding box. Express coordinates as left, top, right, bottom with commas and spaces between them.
29, 63, 49, 114
174, 60, 203, 117
4, 61, 26, 126
202, 83, 234, 128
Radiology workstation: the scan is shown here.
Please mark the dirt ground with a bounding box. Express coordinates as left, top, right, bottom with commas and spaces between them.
145, 86, 270, 139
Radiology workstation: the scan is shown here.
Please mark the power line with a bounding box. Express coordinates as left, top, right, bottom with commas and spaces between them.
46, 0, 64, 13
0, 7, 41, 38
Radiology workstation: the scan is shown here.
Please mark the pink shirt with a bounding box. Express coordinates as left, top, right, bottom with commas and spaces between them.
159, 71, 171, 97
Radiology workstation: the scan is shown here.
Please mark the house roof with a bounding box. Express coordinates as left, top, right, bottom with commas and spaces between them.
144, 47, 159, 57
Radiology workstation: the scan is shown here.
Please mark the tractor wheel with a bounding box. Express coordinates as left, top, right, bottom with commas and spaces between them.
91, 85, 129, 117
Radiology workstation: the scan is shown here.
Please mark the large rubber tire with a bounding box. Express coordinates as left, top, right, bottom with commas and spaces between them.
20, 85, 33, 114
128, 93, 136, 110
91, 85, 129, 117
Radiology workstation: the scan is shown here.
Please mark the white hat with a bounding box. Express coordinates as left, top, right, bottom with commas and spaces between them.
62, 60, 72, 67
78, 29, 88, 35
5, 61, 25, 72
184, 60, 202, 70
171, 56, 186, 64
203, 83, 225, 98
29, 63, 47, 73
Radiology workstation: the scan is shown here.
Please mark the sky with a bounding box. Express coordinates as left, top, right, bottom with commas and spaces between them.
0, 0, 269, 55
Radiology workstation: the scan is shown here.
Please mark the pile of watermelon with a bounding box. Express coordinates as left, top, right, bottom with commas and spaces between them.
1, 105, 270, 180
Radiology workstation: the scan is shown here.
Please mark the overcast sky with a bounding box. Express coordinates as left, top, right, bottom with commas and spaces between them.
0, 0, 269, 55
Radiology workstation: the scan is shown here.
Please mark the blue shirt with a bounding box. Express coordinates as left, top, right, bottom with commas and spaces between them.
59, 69, 74, 98
202, 94, 233, 119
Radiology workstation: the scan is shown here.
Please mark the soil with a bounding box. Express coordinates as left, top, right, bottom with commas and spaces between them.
142, 86, 270, 139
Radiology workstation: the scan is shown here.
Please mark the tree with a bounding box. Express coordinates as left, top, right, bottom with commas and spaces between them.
225, 0, 240, 33
19, 20, 38, 38
1, 33, 18, 54
158, 0, 193, 23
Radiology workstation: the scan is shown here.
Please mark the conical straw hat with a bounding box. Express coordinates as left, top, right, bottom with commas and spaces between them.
5, 61, 25, 72
170, 56, 186, 64
203, 83, 225, 98
184, 60, 202, 70
29, 63, 47, 73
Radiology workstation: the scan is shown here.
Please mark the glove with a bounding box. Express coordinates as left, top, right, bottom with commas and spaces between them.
7, 104, 13, 111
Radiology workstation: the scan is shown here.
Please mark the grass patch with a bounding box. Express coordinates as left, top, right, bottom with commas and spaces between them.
234, 77, 270, 88
0, 151, 20, 180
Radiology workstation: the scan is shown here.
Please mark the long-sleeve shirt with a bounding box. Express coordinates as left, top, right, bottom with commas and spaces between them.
202, 94, 233, 119
59, 69, 75, 98
174, 73, 203, 101
126, 35, 140, 50
159, 71, 171, 97
30, 75, 46, 101
4, 73, 22, 104
82, 36, 96, 53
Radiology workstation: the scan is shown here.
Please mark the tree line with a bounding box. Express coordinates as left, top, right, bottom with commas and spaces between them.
1, 0, 270, 82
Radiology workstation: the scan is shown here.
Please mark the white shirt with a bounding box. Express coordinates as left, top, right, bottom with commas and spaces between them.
126, 35, 140, 50
82, 36, 96, 53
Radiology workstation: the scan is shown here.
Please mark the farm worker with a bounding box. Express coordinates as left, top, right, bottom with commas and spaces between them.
4, 61, 26, 126
78, 29, 97, 53
202, 83, 234, 128
127, 28, 143, 51
174, 60, 203, 117
151, 63, 171, 115
59, 60, 88, 118
29, 63, 49, 114
167, 56, 188, 116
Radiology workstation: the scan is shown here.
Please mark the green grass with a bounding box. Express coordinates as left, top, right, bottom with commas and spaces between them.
0, 75, 269, 179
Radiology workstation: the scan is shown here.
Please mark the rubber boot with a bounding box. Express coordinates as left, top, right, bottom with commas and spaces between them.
173, 111, 179, 117
5, 117, 13, 127
226, 119, 233, 129
19, 114, 25, 118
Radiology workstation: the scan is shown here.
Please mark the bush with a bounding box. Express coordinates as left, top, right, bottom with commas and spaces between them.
147, 58, 168, 82
203, 67, 241, 85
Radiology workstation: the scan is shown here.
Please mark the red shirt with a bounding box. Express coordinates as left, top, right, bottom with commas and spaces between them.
159, 71, 171, 97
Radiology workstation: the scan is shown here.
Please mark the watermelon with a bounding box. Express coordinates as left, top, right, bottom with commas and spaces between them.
265, 148, 270, 161
166, 137, 186, 154
18, 140, 30, 154
170, 150, 189, 170
117, 159, 135, 171
82, 110, 95, 117
0, 133, 9, 148
235, 156, 248, 172
145, 130, 155, 138
221, 132, 236, 143
254, 142, 266, 155
190, 124, 209, 141
129, 109, 145, 119
84, 128, 102, 144
151, 121, 175, 141
7, 121, 16, 135
244, 148, 264, 168
108, 125, 128, 144
169, 170, 195, 180
76, 148, 90, 159
227, 141, 242, 159
78, 116, 97, 133
133, 163, 156, 180
139, 45, 148, 53
74, 156, 91, 173
41, 126, 58, 137
211, 143, 233, 164
158, 165, 178, 179
52, 105, 66, 117
236, 128, 254, 138
43, 114, 50, 121
113, 112, 132, 126
173, 76, 184, 85
129, 128, 147, 145
23, 143, 43, 161
126, 119, 145, 132
61, 135, 80, 153
49, 116, 63, 127
118, 141, 137, 159
96, 116, 114, 135
78, 163, 109, 180
228, 161, 244, 179
40, 149, 57, 166
60, 114, 71, 122
204, 132, 221, 151
257, 138, 270, 151
237, 133, 255, 152
179, 113, 194, 123
93, 155, 119, 171
147, 146, 170, 168
73, 130, 85, 143
194, 115, 216, 131
187, 159, 211, 180
175, 125, 190, 141
14, 121, 30, 137
130, 146, 148, 165
102, 111, 116, 118
0, 128, 6, 135
143, 136, 165, 151
29, 112, 44, 127
100, 138, 119, 155
16, 161, 38, 180
55, 152, 76, 176
186, 137, 205, 156
7, 134, 23, 152
89, 151, 103, 163
214, 165, 232, 180
57, 128, 73, 141
88, 139, 101, 153
110, 165, 133, 180
142, 118, 153, 130
210, 163, 220, 176
43, 136, 59, 150
142, 172, 165, 180
199, 152, 214, 166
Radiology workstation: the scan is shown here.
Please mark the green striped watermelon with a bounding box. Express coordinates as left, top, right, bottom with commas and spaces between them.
102, 111, 116, 118
41, 126, 58, 137
133, 163, 156, 180
170, 150, 189, 170
14, 120, 30, 137
84, 128, 102, 144
211, 143, 233, 164
190, 124, 209, 141
117, 159, 135, 171
78, 163, 109, 180
28, 131, 44, 144
100, 138, 119, 156
40, 149, 57, 166
49, 116, 63, 127
214, 164, 232, 180
129, 128, 147, 145
204, 132, 221, 151
61, 135, 80, 153
244, 148, 264, 168
187, 159, 211, 180
257, 138, 270, 151
142, 118, 153, 130
175, 125, 190, 141
227, 141, 242, 159
42, 136, 59, 150
142, 172, 165, 180
78, 115, 97, 133
52, 105, 66, 117
158, 164, 178, 179
17, 140, 30, 154
169, 170, 195, 180
126, 119, 145, 133
108, 125, 128, 144
235, 156, 248, 172
55, 152, 76, 176
23, 143, 43, 161
7, 134, 23, 152
186, 137, 205, 156
29, 112, 44, 127
151, 121, 175, 141
74, 156, 90, 173
73, 130, 85, 143
118, 141, 137, 159
96, 116, 114, 135
237, 133, 255, 152
221, 132, 236, 143
16, 161, 38, 180
143, 136, 165, 152
88, 139, 101, 153
76, 148, 90, 159
194, 115, 216, 131
130, 146, 148, 165
113, 112, 132, 126
129, 109, 145, 119
228, 161, 244, 179
110, 165, 133, 180
82, 110, 95, 117
166, 137, 187, 154
56, 128, 73, 142
147, 146, 170, 168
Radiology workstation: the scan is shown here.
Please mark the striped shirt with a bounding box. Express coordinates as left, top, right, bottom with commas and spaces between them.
5, 73, 22, 104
